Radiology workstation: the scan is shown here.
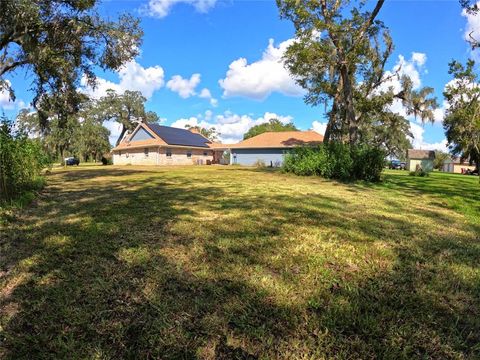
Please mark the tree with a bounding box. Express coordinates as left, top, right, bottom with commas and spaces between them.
433, 151, 450, 170
73, 119, 110, 162
361, 112, 412, 159
16, 97, 112, 162
277, 0, 437, 146
243, 119, 298, 140
443, 60, 480, 171
184, 125, 220, 141
44, 115, 80, 161
0, 0, 142, 125
460, 0, 480, 48
97, 90, 159, 146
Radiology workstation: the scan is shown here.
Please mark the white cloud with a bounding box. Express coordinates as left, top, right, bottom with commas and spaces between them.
81, 60, 165, 99
199, 88, 211, 98
462, 3, 480, 44
381, 52, 427, 95
198, 87, 218, 107
378, 52, 445, 122
167, 73, 201, 98
104, 120, 123, 146
409, 122, 448, 152
0, 80, 27, 110
144, 0, 217, 18
219, 38, 304, 100
204, 110, 213, 121
411, 52, 427, 67
311, 121, 328, 135
171, 111, 294, 144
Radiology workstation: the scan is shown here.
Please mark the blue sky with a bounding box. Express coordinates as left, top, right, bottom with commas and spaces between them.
1, 0, 478, 147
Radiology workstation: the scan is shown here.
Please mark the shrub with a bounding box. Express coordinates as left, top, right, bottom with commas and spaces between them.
253, 159, 267, 168
101, 156, 113, 165
0, 119, 50, 203
283, 143, 385, 182
409, 168, 430, 177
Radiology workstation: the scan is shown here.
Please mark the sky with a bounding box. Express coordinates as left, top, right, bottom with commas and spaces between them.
1, 0, 480, 148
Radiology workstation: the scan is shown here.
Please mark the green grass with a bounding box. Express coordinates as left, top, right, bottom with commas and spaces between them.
1, 166, 479, 359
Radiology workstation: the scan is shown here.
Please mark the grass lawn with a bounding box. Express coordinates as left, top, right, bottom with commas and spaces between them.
1, 166, 479, 359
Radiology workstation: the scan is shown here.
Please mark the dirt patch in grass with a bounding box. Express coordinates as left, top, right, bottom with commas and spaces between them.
0, 166, 479, 359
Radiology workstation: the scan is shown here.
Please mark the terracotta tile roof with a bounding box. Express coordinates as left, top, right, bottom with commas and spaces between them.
231, 131, 324, 149
209, 142, 233, 149
113, 138, 165, 151
407, 149, 436, 160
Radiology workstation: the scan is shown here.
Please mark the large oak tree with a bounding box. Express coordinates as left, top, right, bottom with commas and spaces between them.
277, 0, 437, 151
0, 0, 143, 126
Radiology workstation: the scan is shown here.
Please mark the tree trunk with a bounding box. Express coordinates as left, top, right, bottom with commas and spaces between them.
340, 65, 358, 145
116, 124, 127, 147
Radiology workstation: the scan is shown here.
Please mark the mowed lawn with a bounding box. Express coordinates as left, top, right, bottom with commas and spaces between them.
1, 166, 479, 359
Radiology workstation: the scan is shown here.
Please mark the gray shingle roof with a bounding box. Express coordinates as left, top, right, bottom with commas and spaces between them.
407, 149, 436, 160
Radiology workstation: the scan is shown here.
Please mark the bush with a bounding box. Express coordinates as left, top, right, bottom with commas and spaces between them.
101, 156, 113, 165
409, 168, 430, 177
283, 143, 385, 182
0, 119, 50, 203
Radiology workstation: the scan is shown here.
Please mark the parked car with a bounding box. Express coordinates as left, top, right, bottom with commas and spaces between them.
64, 157, 80, 166
389, 160, 406, 170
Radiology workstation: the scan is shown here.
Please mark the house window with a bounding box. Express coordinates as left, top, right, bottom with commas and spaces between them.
187, 150, 192, 158
203, 151, 208, 156
166, 148, 172, 158
119, 151, 122, 156
144, 148, 149, 157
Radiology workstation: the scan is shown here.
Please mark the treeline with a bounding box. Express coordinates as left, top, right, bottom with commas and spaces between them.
17, 90, 158, 164
0, 118, 50, 203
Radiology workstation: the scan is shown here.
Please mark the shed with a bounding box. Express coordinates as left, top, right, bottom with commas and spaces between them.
407, 149, 435, 171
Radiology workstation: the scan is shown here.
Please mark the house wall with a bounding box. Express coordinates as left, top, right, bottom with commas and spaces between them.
113, 147, 159, 165
453, 164, 476, 173
443, 163, 477, 173
157, 147, 213, 165
407, 159, 434, 172
230, 148, 289, 166
113, 147, 214, 165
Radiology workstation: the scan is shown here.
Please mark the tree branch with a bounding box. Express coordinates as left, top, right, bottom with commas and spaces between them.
0, 60, 29, 77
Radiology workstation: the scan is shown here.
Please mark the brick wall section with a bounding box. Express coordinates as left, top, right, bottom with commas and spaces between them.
113, 147, 214, 165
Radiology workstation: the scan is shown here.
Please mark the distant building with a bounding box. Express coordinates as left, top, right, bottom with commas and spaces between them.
443, 156, 477, 174
407, 149, 435, 171
229, 131, 324, 167
111, 122, 227, 165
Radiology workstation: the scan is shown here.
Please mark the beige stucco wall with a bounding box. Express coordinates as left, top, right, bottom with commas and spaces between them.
407, 159, 434, 172
113, 147, 159, 165
443, 163, 476, 173
453, 164, 476, 173
113, 147, 214, 165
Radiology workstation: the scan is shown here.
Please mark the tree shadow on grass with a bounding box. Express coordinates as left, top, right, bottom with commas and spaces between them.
1, 168, 479, 359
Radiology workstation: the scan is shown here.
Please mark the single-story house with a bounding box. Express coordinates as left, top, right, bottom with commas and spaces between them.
230, 131, 324, 166
407, 149, 435, 171
112, 122, 226, 165
443, 156, 477, 174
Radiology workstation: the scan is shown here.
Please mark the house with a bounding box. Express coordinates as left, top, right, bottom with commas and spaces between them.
229, 131, 324, 166
442, 156, 477, 174
112, 122, 226, 165
407, 149, 435, 171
